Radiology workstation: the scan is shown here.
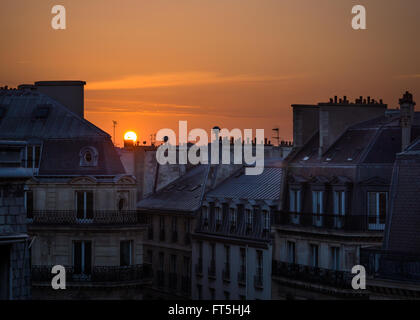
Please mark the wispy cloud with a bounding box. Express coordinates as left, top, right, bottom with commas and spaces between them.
86, 72, 300, 91
395, 74, 420, 79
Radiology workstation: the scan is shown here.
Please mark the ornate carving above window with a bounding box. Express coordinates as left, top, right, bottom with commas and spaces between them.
79, 146, 98, 167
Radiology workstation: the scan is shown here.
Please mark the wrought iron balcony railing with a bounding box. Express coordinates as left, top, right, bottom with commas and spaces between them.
32, 264, 152, 284
272, 260, 353, 288
273, 212, 385, 232
28, 210, 148, 226
360, 247, 420, 282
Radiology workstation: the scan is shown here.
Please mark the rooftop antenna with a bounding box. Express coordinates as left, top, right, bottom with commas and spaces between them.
272, 128, 280, 146
112, 120, 118, 145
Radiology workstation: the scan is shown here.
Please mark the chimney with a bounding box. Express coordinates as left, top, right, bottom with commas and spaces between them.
291, 104, 319, 148
34, 81, 86, 118
399, 91, 416, 151
318, 96, 387, 156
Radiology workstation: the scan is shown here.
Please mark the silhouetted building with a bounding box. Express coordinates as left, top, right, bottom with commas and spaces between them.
0, 84, 151, 299
361, 92, 420, 299
192, 158, 284, 300
272, 94, 420, 299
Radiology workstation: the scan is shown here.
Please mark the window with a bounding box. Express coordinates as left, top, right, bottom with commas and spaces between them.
262, 210, 270, 230
172, 217, 178, 242
26, 145, 41, 169
331, 247, 340, 270
224, 246, 230, 280
147, 250, 153, 264
170, 255, 177, 273
224, 291, 230, 300
229, 207, 237, 227
202, 206, 209, 226
368, 192, 387, 230
246, 209, 253, 230
73, 241, 92, 275
76, 191, 93, 220
183, 256, 190, 277
24, 190, 33, 219
240, 248, 246, 276
289, 189, 301, 213
158, 252, 164, 271
120, 240, 132, 266
310, 244, 319, 268
239, 295, 246, 300
312, 191, 324, 226
333, 191, 346, 215
287, 241, 296, 264
256, 250, 263, 278
215, 207, 222, 225
159, 216, 165, 241
333, 191, 346, 228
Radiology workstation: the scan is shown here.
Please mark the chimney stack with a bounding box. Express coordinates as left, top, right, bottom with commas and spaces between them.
399, 91, 416, 151
34, 81, 86, 118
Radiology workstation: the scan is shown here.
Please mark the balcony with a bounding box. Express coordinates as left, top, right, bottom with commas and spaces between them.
273, 212, 385, 232
361, 247, 420, 282
32, 264, 152, 285
28, 210, 148, 226
272, 260, 353, 288
208, 260, 216, 279
254, 274, 263, 289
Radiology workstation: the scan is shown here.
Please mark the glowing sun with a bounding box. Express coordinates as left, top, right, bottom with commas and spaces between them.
124, 131, 137, 142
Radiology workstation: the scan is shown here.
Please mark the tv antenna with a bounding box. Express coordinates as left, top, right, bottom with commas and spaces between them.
112, 120, 118, 145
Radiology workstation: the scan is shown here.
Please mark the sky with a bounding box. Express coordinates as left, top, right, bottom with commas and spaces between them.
1, 0, 419, 146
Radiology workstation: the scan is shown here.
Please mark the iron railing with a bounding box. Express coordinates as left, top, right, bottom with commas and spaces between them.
273, 212, 385, 232
272, 260, 353, 288
32, 264, 152, 283
28, 210, 148, 226
360, 247, 420, 282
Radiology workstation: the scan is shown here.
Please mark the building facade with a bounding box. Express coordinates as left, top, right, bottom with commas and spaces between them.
272, 94, 420, 299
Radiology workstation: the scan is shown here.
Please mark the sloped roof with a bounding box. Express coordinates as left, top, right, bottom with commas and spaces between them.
0, 89, 108, 140
137, 165, 209, 212
206, 167, 284, 201
289, 113, 420, 165
39, 138, 125, 175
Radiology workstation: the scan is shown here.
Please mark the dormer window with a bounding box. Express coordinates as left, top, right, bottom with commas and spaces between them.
229, 207, 237, 228
215, 207, 222, 226
79, 146, 98, 167
246, 209, 253, 230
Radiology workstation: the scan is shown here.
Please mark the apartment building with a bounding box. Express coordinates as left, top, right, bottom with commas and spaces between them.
192, 159, 284, 300
272, 93, 420, 299
0, 83, 151, 299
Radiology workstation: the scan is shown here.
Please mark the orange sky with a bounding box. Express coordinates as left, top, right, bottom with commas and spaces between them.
1, 0, 419, 146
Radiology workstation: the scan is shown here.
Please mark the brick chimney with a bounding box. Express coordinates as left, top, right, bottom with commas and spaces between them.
399, 91, 416, 151
291, 104, 319, 148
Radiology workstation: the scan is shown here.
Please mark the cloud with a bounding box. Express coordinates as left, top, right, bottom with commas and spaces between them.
86, 72, 300, 91
395, 74, 420, 79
